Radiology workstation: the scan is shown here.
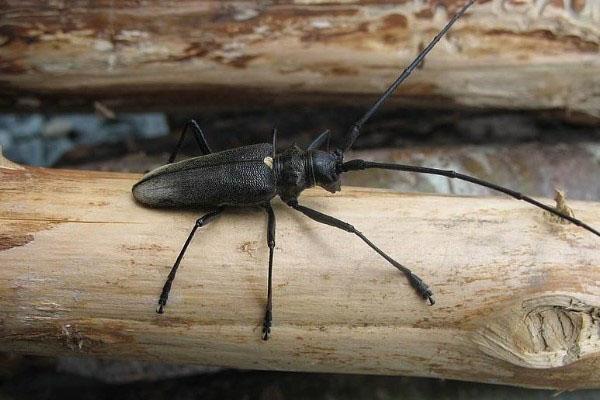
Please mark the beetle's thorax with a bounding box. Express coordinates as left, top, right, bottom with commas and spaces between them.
273, 145, 343, 203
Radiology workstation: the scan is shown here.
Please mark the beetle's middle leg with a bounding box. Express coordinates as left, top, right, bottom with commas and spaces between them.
167, 119, 213, 164
262, 202, 276, 341
156, 207, 224, 314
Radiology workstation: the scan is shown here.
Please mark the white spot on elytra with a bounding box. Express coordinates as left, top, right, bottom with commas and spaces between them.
264, 157, 273, 169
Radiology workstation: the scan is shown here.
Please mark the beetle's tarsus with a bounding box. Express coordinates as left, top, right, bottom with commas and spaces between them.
407, 272, 434, 305
262, 310, 272, 341
262, 326, 271, 341
156, 302, 165, 314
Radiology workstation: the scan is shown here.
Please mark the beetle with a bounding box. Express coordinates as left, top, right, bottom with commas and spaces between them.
132, 0, 599, 340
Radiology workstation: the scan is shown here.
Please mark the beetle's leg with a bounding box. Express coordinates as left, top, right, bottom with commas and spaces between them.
156, 207, 224, 314
287, 200, 434, 305
168, 119, 213, 164
262, 203, 276, 341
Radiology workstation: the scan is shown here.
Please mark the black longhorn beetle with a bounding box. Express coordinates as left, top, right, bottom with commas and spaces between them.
132, 0, 599, 340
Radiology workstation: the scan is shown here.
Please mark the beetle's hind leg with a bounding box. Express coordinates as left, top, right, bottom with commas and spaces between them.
167, 119, 213, 164
287, 200, 434, 305
262, 203, 276, 340
156, 207, 224, 314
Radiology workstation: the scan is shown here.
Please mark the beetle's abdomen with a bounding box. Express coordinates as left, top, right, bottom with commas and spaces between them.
132, 144, 276, 208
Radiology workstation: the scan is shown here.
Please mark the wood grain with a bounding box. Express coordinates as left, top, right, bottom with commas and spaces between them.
1, 0, 599, 116
0, 158, 599, 389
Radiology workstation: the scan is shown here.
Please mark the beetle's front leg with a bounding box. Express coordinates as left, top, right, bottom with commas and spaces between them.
262, 203, 276, 340
287, 200, 434, 305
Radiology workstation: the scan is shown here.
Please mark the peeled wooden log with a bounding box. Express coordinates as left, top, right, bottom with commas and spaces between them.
0, 156, 599, 389
1, 0, 599, 116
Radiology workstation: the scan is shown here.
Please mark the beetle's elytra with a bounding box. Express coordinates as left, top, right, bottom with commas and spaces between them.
132, 0, 599, 341
133, 143, 277, 208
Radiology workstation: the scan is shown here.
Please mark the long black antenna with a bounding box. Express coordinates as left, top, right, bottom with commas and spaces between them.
341, 159, 600, 237
342, 0, 477, 152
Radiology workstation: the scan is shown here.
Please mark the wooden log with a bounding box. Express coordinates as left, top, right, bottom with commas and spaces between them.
1, 157, 600, 389
1, 0, 599, 117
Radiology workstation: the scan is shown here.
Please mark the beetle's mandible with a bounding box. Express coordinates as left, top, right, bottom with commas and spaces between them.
132, 0, 599, 341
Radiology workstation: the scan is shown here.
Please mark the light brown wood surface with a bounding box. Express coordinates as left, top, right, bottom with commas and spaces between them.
0, 159, 599, 389
1, 0, 599, 116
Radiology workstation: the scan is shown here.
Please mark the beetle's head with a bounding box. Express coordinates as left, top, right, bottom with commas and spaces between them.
309, 149, 343, 193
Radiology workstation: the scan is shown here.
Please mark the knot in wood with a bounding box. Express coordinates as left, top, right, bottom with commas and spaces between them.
473, 294, 600, 369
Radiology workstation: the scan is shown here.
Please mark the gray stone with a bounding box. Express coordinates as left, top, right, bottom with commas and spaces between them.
0, 113, 170, 166
0, 114, 43, 138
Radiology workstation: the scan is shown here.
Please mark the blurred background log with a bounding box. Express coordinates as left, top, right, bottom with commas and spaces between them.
1, 0, 599, 117
1, 159, 600, 389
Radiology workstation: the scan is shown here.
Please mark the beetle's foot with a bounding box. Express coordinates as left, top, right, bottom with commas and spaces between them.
262, 325, 271, 341
156, 299, 166, 314
262, 310, 272, 341
407, 272, 435, 306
